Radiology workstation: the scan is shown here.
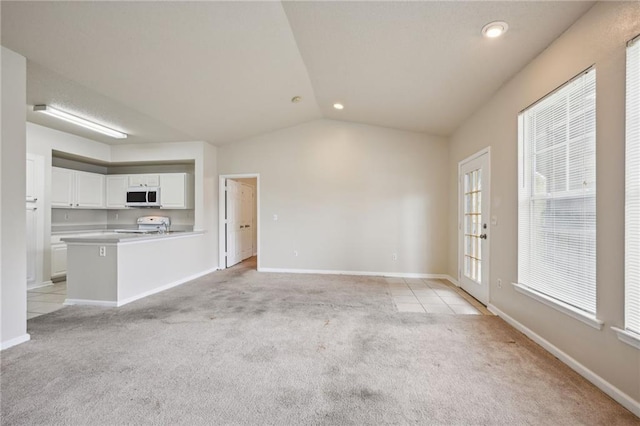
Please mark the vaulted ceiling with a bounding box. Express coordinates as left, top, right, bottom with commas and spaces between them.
1, 1, 594, 145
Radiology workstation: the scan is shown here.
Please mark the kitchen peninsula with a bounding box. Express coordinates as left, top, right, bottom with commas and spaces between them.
62, 230, 206, 307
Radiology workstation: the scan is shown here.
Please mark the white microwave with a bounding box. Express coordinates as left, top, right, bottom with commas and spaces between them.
125, 187, 161, 207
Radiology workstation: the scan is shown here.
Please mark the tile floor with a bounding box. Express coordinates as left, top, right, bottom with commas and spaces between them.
27, 282, 67, 319
386, 277, 492, 315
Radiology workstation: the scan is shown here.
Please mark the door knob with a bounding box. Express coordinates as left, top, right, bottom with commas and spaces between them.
479, 234, 488, 239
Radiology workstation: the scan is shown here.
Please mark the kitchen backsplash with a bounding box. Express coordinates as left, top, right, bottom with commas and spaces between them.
52, 208, 194, 232
107, 209, 194, 228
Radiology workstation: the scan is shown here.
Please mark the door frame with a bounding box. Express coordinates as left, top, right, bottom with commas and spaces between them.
218, 173, 260, 270
457, 147, 491, 304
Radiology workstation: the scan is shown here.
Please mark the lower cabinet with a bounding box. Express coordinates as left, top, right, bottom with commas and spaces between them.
51, 243, 67, 279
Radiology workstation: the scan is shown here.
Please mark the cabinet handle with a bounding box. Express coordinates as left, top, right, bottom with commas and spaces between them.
245, 225, 250, 228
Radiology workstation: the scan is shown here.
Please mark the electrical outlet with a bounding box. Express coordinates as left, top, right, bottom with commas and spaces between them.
273, 214, 278, 221
99, 246, 106, 257
64, 213, 69, 220
392, 253, 397, 261
497, 278, 502, 288
294, 250, 298, 257
115, 213, 119, 220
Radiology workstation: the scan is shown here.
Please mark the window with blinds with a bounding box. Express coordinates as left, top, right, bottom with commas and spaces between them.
626, 37, 640, 336
518, 68, 597, 315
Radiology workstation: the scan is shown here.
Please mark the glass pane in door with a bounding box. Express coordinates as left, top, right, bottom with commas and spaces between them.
464, 168, 482, 283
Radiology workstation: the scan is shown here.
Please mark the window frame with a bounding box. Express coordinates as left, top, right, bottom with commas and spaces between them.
614, 34, 640, 349
515, 67, 600, 328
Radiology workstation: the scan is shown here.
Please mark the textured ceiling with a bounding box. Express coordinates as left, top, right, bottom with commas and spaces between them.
1, 1, 594, 145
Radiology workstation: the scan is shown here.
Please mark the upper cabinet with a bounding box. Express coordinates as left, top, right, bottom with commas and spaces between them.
160, 173, 194, 209
106, 175, 129, 209
52, 168, 193, 210
129, 174, 160, 187
52, 167, 105, 209
51, 167, 75, 207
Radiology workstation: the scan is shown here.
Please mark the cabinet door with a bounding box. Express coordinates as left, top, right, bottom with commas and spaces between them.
51, 244, 67, 278
129, 174, 160, 187
128, 175, 146, 187
159, 173, 187, 208
75, 171, 105, 208
145, 174, 160, 187
106, 175, 129, 208
51, 167, 74, 208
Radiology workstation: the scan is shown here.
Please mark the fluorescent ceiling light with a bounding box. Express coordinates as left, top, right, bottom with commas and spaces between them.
333, 103, 344, 110
482, 21, 509, 38
33, 105, 128, 139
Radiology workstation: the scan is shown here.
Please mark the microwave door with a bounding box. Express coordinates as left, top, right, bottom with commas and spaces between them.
127, 190, 147, 204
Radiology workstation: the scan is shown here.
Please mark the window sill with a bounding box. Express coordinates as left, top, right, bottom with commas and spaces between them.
611, 327, 640, 350
512, 283, 604, 330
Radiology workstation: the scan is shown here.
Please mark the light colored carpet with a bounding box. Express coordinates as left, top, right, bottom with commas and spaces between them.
1, 258, 637, 425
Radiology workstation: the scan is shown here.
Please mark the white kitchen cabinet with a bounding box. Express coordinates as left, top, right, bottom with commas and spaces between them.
159, 173, 194, 209
51, 243, 67, 279
129, 174, 160, 187
51, 167, 105, 209
106, 175, 129, 209
76, 171, 105, 208
51, 167, 75, 207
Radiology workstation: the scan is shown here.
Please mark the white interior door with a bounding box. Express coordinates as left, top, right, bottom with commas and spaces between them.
240, 184, 253, 260
225, 179, 242, 267
458, 150, 491, 305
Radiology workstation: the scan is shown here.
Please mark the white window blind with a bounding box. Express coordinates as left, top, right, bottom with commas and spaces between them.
518, 69, 597, 315
626, 37, 640, 335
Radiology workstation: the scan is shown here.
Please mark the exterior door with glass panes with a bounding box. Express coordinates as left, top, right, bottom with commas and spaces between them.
458, 150, 490, 305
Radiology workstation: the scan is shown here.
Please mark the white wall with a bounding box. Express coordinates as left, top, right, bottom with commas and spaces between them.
1, 47, 29, 349
447, 2, 640, 413
219, 119, 449, 275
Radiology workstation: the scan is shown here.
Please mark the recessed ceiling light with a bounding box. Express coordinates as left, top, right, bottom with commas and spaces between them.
291, 96, 302, 103
482, 21, 509, 38
333, 103, 344, 110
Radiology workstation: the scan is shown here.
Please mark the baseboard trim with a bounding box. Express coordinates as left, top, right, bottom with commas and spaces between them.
1, 334, 31, 351
258, 267, 449, 279
64, 299, 118, 307
488, 303, 640, 418
116, 266, 219, 307
443, 275, 461, 287
27, 280, 53, 290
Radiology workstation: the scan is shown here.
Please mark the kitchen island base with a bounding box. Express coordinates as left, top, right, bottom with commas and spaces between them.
63, 232, 215, 307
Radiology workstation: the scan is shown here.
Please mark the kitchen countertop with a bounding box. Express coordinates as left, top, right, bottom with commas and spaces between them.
61, 230, 204, 244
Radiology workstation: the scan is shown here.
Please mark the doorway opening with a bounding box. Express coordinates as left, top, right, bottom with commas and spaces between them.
457, 148, 491, 306
218, 174, 260, 270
